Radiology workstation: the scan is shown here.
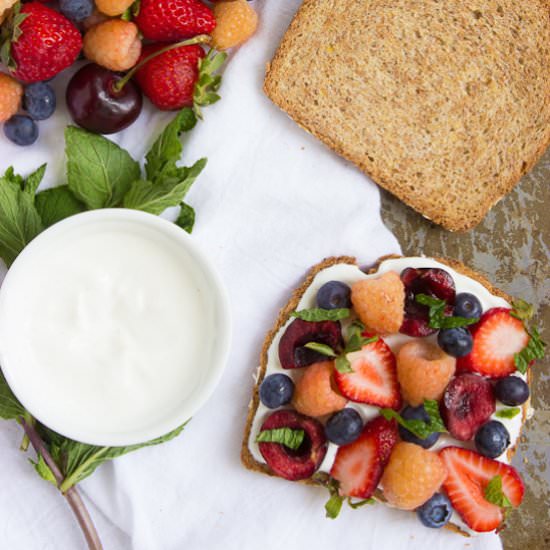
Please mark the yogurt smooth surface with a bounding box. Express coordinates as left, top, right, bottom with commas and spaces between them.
248, 257, 528, 534
0, 212, 229, 445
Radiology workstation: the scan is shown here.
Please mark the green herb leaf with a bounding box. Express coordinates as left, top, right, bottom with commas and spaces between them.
291, 308, 350, 322
194, 49, 227, 119
145, 108, 197, 184
511, 299, 534, 321
23, 164, 47, 197
255, 428, 305, 450
57, 421, 189, 492
380, 399, 446, 439
124, 158, 206, 215
514, 327, 545, 374
304, 342, 337, 358
334, 355, 354, 373
0, 171, 43, 266
29, 454, 56, 486
415, 294, 478, 329
0, 370, 25, 420
65, 126, 141, 209
484, 475, 513, 508
325, 493, 344, 519
35, 186, 86, 228
347, 497, 376, 509
175, 202, 195, 233
495, 407, 521, 419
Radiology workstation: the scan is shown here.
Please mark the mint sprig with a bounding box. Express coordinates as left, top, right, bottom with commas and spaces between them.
484, 475, 513, 509
415, 294, 479, 329
291, 308, 350, 322
380, 399, 447, 439
256, 428, 305, 450
316, 477, 376, 519
495, 407, 521, 420
514, 326, 545, 374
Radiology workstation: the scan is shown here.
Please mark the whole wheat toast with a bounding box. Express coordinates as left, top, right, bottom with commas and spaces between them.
241, 255, 531, 536
264, 0, 550, 231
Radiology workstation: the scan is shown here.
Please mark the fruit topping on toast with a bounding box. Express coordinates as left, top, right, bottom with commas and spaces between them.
439, 447, 524, 532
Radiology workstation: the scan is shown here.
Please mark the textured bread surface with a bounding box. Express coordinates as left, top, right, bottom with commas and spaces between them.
241, 255, 530, 536
265, 0, 550, 231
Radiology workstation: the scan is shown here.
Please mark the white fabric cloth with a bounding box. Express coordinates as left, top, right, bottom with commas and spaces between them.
0, 2, 503, 549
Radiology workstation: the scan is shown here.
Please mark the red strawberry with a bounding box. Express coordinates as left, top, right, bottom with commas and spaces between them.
134, 0, 216, 42
134, 43, 205, 110
439, 447, 524, 532
334, 338, 402, 409
3, 3, 82, 83
457, 308, 529, 378
330, 416, 398, 498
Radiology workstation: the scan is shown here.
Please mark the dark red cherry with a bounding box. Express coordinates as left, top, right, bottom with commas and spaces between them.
66, 63, 142, 134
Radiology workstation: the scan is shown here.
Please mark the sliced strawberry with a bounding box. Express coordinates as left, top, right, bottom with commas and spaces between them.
330, 416, 398, 498
457, 308, 529, 378
439, 446, 524, 532
334, 338, 401, 409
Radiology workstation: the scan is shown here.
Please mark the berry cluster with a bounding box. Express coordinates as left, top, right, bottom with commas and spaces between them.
0, 0, 258, 144
255, 263, 538, 532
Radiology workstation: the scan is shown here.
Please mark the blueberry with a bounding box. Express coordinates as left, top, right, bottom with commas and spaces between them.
475, 420, 510, 458
416, 492, 453, 528
398, 405, 440, 449
325, 408, 363, 445
317, 281, 351, 310
23, 82, 56, 121
437, 327, 473, 357
4, 115, 38, 146
494, 376, 530, 406
259, 374, 294, 409
454, 292, 482, 318
59, 0, 94, 22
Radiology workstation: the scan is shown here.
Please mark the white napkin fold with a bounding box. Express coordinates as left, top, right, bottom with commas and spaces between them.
0, 2, 503, 549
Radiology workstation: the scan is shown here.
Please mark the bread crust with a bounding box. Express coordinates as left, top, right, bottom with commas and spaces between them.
264, 0, 550, 232
241, 254, 531, 536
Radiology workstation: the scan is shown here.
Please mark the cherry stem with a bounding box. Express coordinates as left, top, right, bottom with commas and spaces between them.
113, 34, 211, 92
20, 417, 103, 550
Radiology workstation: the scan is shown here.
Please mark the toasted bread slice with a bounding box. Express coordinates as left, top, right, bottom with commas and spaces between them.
241, 255, 531, 536
264, 0, 550, 231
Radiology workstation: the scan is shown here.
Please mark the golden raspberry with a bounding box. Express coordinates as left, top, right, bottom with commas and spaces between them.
211, 0, 258, 50
397, 340, 456, 406
0, 73, 23, 123
95, 0, 135, 17
381, 442, 447, 510
351, 272, 405, 335
83, 20, 141, 72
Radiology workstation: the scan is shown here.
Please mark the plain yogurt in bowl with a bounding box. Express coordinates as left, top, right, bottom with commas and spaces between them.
0, 209, 231, 446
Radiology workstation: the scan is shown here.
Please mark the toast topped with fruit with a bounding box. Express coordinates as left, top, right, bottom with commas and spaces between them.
242, 256, 545, 535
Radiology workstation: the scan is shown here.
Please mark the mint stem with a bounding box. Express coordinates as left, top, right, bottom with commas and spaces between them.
18, 411, 33, 451
20, 417, 103, 550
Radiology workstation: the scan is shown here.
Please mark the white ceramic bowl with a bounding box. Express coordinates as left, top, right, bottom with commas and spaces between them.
0, 209, 231, 446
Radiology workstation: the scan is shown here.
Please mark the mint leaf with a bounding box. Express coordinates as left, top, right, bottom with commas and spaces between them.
347, 497, 376, 509
511, 299, 534, 321
35, 186, 86, 228
415, 294, 478, 329
380, 399, 446, 439
124, 158, 206, 215
0, 369, 25, 420
65, 126, 141, 209
0, 172, 43, 266
194, 49, 227, 119
304, 342, 337, 358
24, 164, 47, 197
255, 428, 304, 450
291, 308, 350, 322
335, 355, 353, 373
175, 202, 195, 233
484, 475, 513, 508
495, 407, 521, 419
325, 493, 344, 519
514, 327, 545, 374
29, 454, 56, 486
145, 108, 197, 184
56, 421, 189, 491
